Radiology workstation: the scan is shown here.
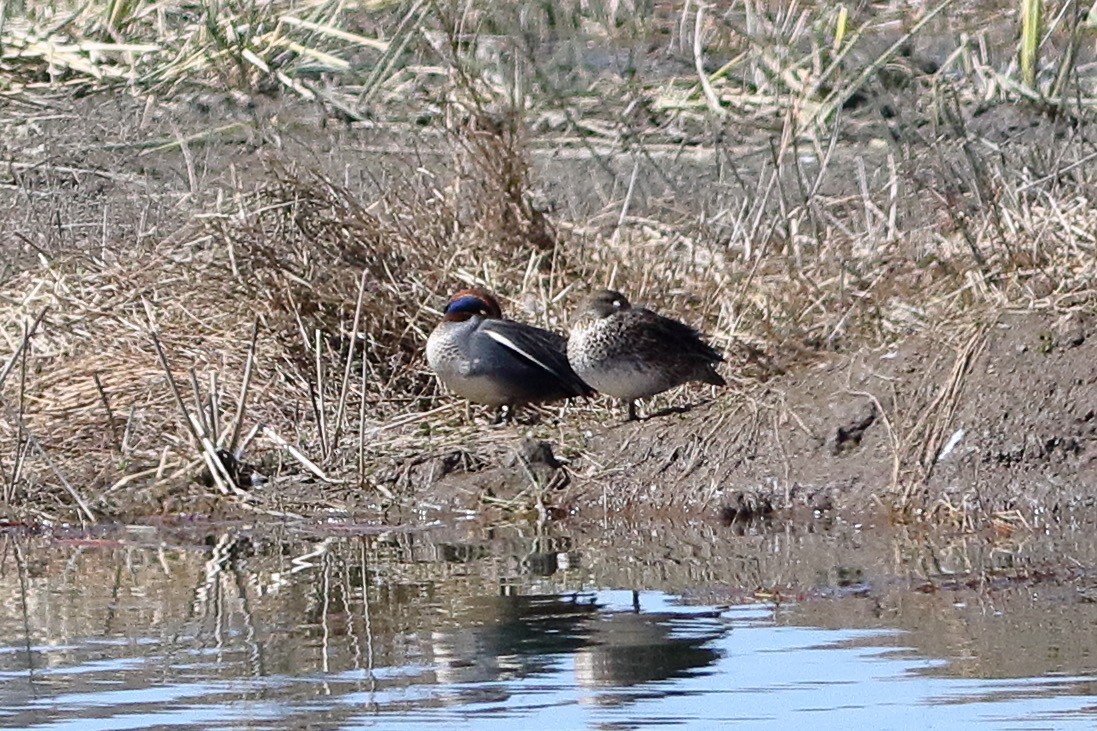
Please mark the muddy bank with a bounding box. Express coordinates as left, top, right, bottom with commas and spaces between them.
424, 309, 1097, 521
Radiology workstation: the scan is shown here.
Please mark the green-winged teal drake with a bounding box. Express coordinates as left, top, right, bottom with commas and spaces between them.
427, 288, 593, 421
568, 289, 725, 420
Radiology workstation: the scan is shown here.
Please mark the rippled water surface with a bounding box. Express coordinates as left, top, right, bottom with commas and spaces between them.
1, 517, 1097, 730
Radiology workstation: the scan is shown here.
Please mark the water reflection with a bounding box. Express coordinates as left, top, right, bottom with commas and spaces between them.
0, 518, 1094, 729
431, 592, 598, 685
427, 588, 725, 690
573, 592, 723, 693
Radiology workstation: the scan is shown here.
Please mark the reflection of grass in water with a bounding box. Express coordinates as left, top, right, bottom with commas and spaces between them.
3, 519, 1097, 686
0, 1, 1095, 522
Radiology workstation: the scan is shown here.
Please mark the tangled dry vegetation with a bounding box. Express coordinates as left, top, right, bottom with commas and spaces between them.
1, 0, 1096, 523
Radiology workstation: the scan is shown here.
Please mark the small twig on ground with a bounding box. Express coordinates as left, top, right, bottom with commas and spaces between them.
146, 320, 236, 496
188, 368, 213, 443
333, 270, 368, 455
312, 329, 329, 460
917, 325, 989, 484
227, 318, 260, 454
0, 307, 48, 393
207, 371, 220, 448
0, 400, 95, 524
692, 4, 725, 118
92, 373, 122, 454
262, 425, 340, 484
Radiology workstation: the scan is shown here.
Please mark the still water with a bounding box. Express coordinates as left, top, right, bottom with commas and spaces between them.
0, 516, 1096, 730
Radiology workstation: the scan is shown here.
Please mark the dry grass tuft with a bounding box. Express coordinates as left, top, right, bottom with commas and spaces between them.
0, 104, 606, 519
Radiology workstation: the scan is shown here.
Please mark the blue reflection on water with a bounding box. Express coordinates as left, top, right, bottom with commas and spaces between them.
0, 592, 1094, 730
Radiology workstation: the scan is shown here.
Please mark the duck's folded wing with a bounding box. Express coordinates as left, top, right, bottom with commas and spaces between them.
640, 309, 724, 363
482, 320, 593, 397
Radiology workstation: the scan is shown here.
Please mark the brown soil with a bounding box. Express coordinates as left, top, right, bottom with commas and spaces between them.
429, 309, 1097, 521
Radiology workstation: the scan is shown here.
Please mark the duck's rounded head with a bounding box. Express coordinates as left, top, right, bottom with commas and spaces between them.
581, 289, 631, 320
442, 288, 504, 322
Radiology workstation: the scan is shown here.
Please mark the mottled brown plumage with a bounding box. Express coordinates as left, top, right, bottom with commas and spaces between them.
568, 289, 724, 420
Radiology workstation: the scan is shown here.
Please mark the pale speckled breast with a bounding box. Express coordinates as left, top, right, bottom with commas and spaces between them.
428, 326, 510, 405
425, 322, 463, 378
427, 322, 502, 403
568, 318, 668, 400
569, 312, 716, 400
566, 319, 605, 374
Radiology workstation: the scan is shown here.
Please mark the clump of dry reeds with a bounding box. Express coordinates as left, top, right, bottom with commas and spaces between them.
0, 80, 612, 521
